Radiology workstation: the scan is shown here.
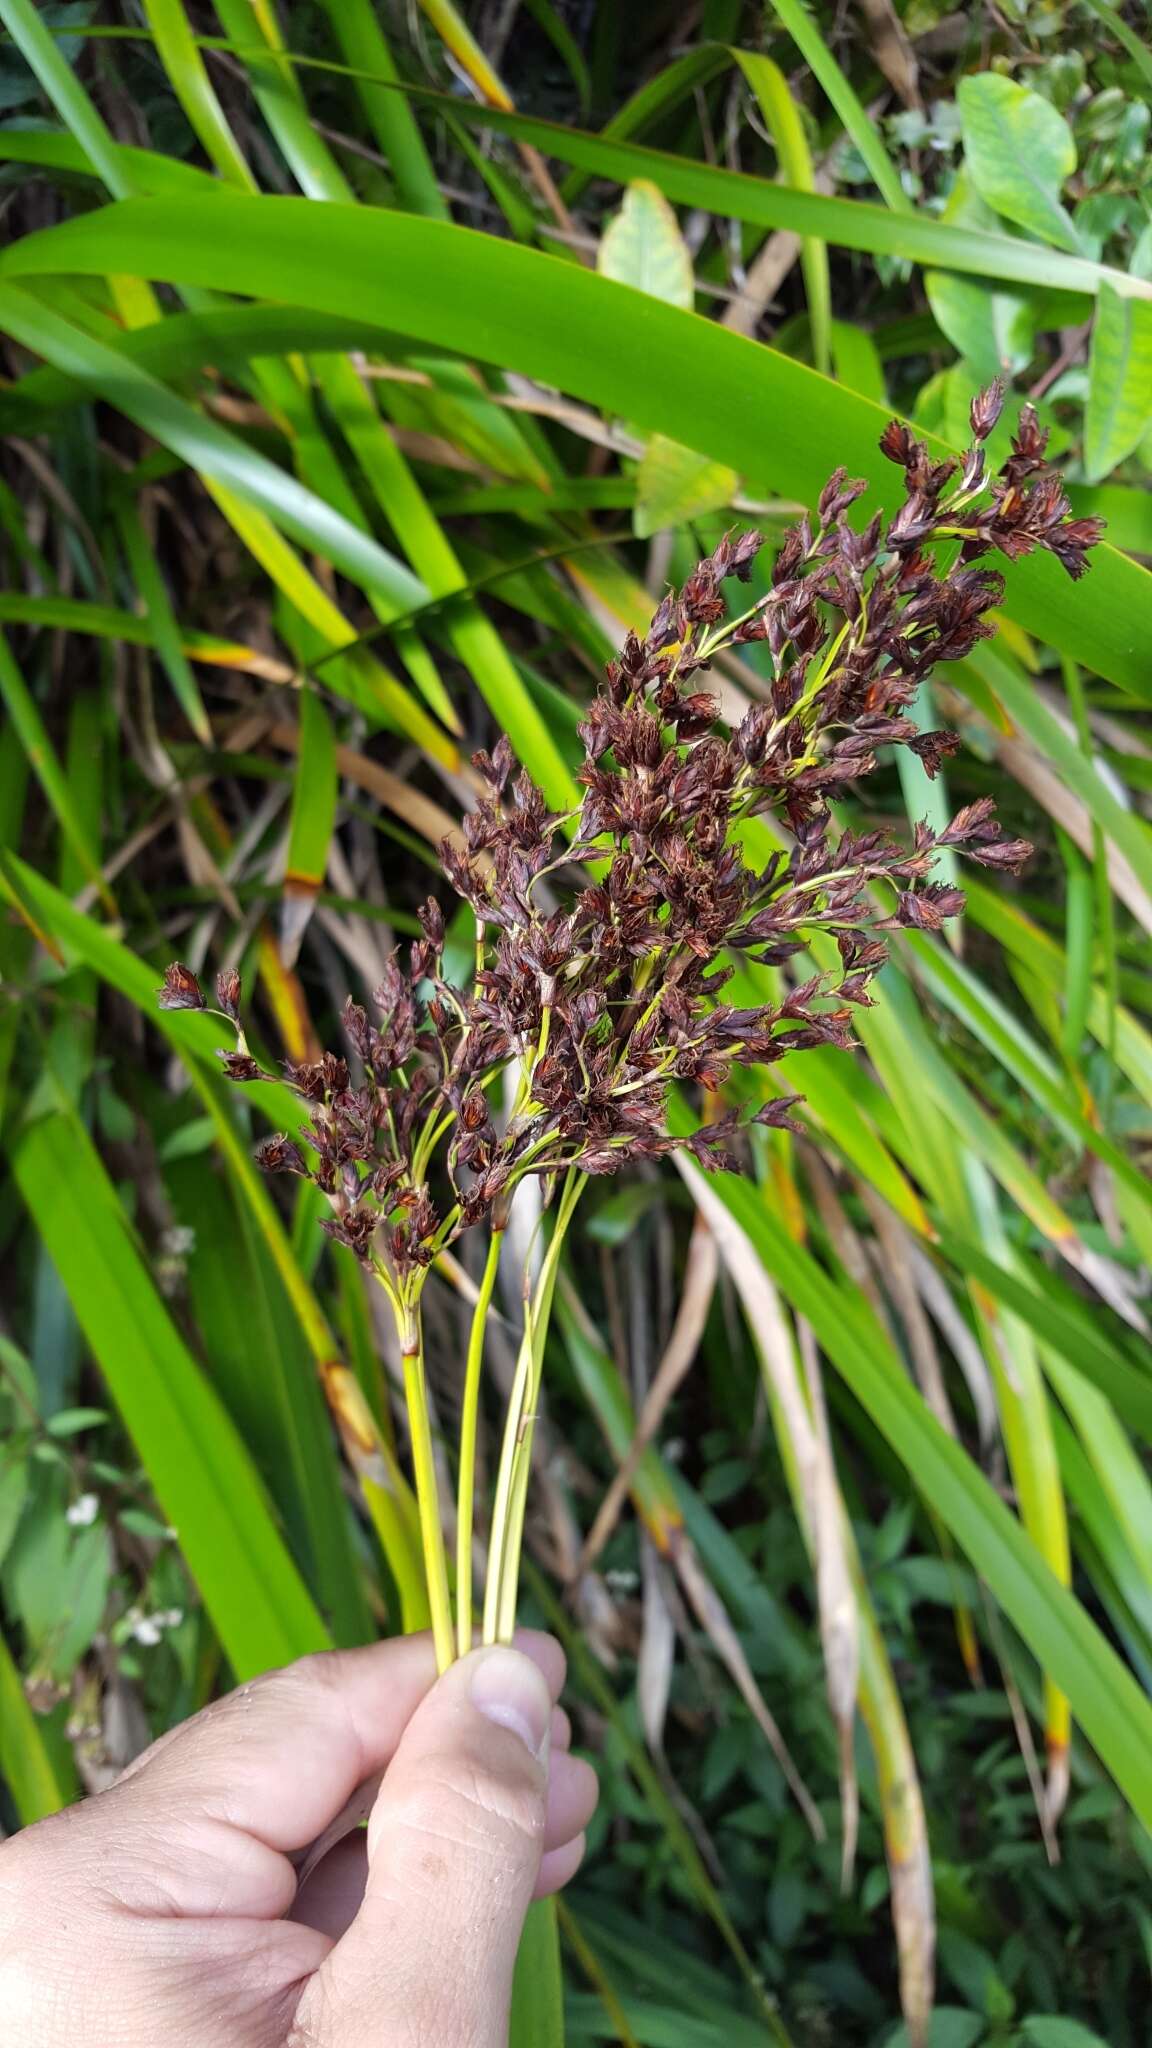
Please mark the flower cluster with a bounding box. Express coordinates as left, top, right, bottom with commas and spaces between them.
159, 384, 1100, 1291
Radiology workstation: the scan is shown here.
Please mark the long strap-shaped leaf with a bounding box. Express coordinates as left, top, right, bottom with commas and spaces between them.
3, 198, 1147, 700
13, 1105, 330, 1677
0, 1621, 76, 1820
664, 1101, 1152, 1831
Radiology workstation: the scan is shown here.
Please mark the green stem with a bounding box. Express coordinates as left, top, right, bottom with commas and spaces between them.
456, 1225, 505, 1658
399, 1303, 455, 1673
484, 1169, 587, 1644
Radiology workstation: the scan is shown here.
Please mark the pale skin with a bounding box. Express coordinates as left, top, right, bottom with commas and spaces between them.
0, 1632, 598, 2048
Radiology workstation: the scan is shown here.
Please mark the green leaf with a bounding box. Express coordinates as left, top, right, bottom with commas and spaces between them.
318, 0, 446, 218
511, 1901, 565, 2048
141, 0, 256, 192
1084, 282, 1152, 482
667, 1109, 1152, 1832
633, 436, 739, 539
117, 498, 212, 742
6, 198, 1149, 698
12, 1105, 330, 1678
764, 0, 909, 214
0, 284, 432, 628
285, 686, 338, 894
882, 2014, 986, 2048
44, 1406, 109, 1437
598, 179, 694, 310
925, 172, 1035, 382
0, 629, 112, 910
0, 1622, 75, 1822
0, 1455, 29, 1571
734, 50, 831, 374
1021, 2021, 1111, 2048
958, 74, 1081, 254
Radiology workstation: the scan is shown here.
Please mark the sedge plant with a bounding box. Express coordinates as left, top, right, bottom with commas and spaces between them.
158, 383, 1101, 1671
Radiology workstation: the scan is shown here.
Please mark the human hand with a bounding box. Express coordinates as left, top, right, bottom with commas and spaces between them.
0, 1631, 597, 2047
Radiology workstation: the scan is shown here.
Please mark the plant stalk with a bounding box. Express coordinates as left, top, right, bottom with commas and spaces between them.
399, 1304, 455, 1672
456, 1224, 505, 1657
484, 1169, 586, 1643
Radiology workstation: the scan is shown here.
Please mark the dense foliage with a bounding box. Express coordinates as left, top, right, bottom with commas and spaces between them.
0, 5, 1150, 2046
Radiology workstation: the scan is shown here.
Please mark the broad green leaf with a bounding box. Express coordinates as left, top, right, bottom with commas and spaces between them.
1021, 2021, 1111, 2048
958, 74, 1081, 254
6, 198, 1149, 697
925, 172, 1035, 382
598, 179, 694, 309
1084, 282, 1152, 482
13, 1106, 330, 1678
633, 436, 739, 538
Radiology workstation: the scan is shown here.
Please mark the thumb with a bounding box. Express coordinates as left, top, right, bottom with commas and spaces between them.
303, 1644, 555, 2048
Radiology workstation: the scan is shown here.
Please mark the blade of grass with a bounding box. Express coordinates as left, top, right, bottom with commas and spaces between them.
0, 630, 114, 912
13, 1103, 331, 1676
0, 1621, 76, 1820
734, 51, 831, 374
282, 684, 337, 965
765, 0, 908, 210
666, 1097, 1152, 1831
8, 200, 1148, 697
318, 0, 446, 217
142, 0, 257, 192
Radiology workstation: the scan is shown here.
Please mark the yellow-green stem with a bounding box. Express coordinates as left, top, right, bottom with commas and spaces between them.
485, 1170, 587, 1643
400, 1314, 455, 1673
483, 1295, 535, 1645
456, 1226, 505, 1658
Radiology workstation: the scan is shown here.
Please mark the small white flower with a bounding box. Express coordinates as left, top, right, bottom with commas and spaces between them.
133, 1618, 163, 1647
66, 1493, 99, 1527
162, 1608, 184, 1630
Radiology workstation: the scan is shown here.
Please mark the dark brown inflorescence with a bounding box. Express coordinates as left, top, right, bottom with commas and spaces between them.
158, 385, 1101, 1285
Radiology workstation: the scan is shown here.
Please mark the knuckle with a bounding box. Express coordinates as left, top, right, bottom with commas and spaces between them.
410, 1743, 547, 1854
266, 1649, 345, 1706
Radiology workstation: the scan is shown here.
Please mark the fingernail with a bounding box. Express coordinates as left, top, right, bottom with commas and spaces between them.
470, 1647, 552, 1758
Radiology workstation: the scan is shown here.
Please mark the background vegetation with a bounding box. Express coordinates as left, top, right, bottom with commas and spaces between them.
0, 3, 1150, 2043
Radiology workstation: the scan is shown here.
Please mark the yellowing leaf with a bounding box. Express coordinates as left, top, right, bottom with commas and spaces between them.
598, 179, 694, 310
634, 433, 739, 538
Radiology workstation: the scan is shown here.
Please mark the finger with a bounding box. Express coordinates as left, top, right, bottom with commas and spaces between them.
300, 1645, 560, 2048
534, 1832, 587, 1898
68, 1630, 564, 1922
546, 1750, 599, 1850
292, 1740, 597, 1940
552, 1704, 572, 1752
